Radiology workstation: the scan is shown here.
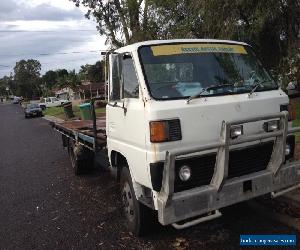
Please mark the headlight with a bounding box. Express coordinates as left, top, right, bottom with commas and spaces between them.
285, 144, 291, 156
179, 165, 191, 181
149, 119, 182, 143
230, 125, 243, 139
285, 135, 295, 160
263, 120, 279, 132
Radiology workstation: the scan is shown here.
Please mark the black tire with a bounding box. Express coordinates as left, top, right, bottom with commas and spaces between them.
40, 105, 46, 110
68, 140, 94, 175
120, 167, 154, 236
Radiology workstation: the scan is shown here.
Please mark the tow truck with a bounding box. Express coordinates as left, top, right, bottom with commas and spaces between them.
50, 39, 300, 236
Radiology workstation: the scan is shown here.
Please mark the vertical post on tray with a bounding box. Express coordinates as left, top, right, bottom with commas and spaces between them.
91, 98, 98, 153
101, 51, 109, 101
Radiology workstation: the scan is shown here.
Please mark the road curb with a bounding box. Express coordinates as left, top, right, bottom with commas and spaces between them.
248, 200, 300, 231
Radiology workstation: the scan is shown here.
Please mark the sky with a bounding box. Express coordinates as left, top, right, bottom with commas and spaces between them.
0, 0, 106, 77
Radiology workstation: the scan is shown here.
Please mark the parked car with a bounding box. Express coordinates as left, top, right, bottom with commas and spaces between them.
39, 97, 68, 110
24, 103, 43, 118
12, 96, 21, 104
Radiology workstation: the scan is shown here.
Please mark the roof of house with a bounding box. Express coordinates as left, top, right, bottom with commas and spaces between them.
78, 82, 105, 92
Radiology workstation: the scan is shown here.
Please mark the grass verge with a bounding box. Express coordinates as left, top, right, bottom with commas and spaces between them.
292, 98, 300, 142
44, 106, 105, 120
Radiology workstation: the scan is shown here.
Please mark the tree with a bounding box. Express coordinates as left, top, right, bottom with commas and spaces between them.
67, 69, 81, 88
55, 69, 69, 88
42, 70, 57, 89
71, 0, 158, 47
151, 0, 300, 75
90, 61, 104, 82
72, 0, 299, 82
14, 59, 41, 98
79, 61, 104, 82
56, 69, 69, 78
0, 75, 14, 96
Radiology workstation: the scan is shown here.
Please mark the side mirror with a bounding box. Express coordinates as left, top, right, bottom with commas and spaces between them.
109, 54, 121, 101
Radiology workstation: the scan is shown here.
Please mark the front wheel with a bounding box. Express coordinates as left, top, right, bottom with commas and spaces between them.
120, 167, 155, 236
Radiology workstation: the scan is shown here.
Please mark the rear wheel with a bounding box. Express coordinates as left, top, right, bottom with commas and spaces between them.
120, 167, 154, 236
68, 140, 94, 175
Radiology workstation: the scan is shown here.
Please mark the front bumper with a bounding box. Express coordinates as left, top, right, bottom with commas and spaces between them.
157, 162, 300, 225
26, 111, 42, 116
156, 111, 300, 225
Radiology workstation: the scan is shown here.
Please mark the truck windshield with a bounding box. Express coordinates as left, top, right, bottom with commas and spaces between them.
138, 43, 278, 100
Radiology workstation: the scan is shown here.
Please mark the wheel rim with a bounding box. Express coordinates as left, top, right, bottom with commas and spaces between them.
122, 182, 135, 222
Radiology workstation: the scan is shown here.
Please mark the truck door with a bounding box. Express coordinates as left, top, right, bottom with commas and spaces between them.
107, 53, 149, 186
45, 97, 51, 107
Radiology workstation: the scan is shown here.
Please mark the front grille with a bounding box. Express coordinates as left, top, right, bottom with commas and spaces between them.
174, 141, 274, 192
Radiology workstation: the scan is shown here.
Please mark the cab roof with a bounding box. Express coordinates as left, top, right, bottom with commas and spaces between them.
115, 39, 250, 53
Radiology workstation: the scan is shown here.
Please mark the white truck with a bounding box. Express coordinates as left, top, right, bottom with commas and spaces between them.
51, 39, 300, 236
39, 97, 68, 109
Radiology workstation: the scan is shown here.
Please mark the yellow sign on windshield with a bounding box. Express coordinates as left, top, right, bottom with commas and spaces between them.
151, 44, 247, 56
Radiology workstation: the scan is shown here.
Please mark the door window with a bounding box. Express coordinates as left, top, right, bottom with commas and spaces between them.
109, 54, 121, 101
122, 57, 139, 98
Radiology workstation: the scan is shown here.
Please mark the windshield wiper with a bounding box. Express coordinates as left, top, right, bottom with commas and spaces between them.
186, 83, 235, 104
248, 82, 265, 98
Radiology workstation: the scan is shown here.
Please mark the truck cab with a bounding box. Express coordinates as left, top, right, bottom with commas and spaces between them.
39, 97, 67, 109
106, 39, 300, 235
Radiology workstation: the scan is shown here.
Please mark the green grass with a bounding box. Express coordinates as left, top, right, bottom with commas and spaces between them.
43, 106, 66, 119
44, 105, 106, 120
293, 100, 300, 126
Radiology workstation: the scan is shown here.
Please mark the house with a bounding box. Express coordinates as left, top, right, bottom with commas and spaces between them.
78, 81, 106, 100
55, 87, 78, 100
54, 81, 106, 103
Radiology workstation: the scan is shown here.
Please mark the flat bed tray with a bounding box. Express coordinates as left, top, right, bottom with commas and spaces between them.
51, 117, 107, 149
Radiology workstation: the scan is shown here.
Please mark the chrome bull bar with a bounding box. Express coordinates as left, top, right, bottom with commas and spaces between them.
157, 111, 300, 225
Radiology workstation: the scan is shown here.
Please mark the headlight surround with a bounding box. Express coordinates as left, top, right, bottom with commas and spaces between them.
285, 135, 295, 160
263, 120, 280, 132
230, 125, 243, 139
178, 165, 191, 181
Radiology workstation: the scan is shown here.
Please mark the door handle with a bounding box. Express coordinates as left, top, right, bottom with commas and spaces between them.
108, 102, 127, 115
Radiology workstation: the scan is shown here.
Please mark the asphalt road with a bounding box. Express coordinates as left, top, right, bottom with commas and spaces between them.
0, 103, 299, 249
